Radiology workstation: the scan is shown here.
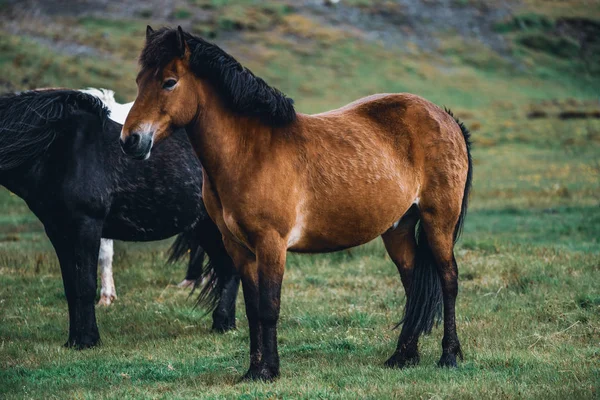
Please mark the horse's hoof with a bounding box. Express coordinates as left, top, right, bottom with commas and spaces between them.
384, 352, 420, 369
212, 324, 236, 333
212, 318, 236, 333
64, 336, 100, 350
97, 294, 116, 306
241, 365, 279, 382
438, 353, 458, 368
177, 279, 195, 289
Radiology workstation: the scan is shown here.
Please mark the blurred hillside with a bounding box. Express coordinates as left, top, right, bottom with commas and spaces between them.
0, 0, 599, 105
0, 0, 599, 207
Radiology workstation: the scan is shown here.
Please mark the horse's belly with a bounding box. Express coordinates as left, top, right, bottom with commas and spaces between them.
288, 221, 384, 253
287, 184, 415, 252
102, 210, 197, 241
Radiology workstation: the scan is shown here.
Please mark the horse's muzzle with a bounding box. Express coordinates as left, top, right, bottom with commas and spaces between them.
120, 132, 152, 160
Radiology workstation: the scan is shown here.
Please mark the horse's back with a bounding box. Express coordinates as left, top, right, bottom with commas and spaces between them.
311, 92, 469, 186
318, 93, 461, 137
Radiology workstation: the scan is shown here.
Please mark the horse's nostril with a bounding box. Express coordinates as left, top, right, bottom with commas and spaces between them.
129, 133, 141, 148
121, 133, 141, 152
120, 132, 152, 159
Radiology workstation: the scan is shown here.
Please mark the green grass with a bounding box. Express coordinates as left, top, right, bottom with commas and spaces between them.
0, 205, 598, 398
1, 1, 600, 398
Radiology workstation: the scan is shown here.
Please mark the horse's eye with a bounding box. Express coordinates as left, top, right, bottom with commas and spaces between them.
162, 79, 177, 90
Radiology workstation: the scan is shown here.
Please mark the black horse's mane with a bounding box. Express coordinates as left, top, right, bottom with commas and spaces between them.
0, 89, 109, 171
140, 27, 296, 126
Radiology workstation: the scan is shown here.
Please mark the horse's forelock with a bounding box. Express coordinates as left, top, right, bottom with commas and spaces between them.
139, 27, 181, 71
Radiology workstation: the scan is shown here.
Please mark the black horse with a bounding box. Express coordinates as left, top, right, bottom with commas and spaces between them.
0, 89, 240, 348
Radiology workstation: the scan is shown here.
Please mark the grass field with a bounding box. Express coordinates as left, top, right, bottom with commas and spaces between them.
1, 1, 599, 398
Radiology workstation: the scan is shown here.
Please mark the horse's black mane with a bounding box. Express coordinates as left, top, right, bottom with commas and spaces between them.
140, 27, 296, 126
0, 89, 109, 171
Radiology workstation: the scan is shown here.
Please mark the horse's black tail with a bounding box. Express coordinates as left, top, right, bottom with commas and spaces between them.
398, 226, 443, 336
167, 230, 206, 281
446, 108, 473, 243
399, 109, 472, 338
167, 221, 236, 312
166, 228, 220, 311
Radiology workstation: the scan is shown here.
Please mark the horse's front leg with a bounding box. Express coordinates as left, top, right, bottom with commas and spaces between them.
212, 273, 240, 332
256, 233, 286, 381
238, 232, 286, 381
222, 238, 261, 378
46, 216, 103, 349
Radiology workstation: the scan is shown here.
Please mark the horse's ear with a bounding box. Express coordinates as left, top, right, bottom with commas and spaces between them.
146, 25, 154, 41
176, 25, 188, 58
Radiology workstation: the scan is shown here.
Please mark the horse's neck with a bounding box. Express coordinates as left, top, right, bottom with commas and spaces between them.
188, 111, 273, 189
0, 161, 42, 202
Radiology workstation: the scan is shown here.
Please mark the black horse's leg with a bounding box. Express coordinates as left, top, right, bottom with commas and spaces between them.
209, 240, 240, 332
46, 216, 103, 349
182, 237, 205, 283
191, 218, 240, 332
212, 273, 240, 332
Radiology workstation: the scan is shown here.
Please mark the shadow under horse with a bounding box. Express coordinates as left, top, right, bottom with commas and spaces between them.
0, 89, 240, 348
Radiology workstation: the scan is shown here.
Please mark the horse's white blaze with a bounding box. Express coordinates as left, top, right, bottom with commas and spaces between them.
119, 122, 156, 141
98, 239, 117, 306
134, 122, 156, 159
136, 122, 156, 135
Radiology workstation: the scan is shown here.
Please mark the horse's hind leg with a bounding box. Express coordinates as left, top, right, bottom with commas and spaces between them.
420, 207, 463, 367
381, 206, 420, 368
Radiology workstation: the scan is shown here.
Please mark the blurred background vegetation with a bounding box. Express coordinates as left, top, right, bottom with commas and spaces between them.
0, 0, 599, 398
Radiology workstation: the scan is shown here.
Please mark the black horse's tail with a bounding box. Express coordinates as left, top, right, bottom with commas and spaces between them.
167, 228, 221, 311
168, 231, 206, 281
167, 221, 236, 312
399, 109, 472, 338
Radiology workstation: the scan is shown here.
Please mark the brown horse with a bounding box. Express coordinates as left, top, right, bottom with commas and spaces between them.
121, 26, 472, 381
